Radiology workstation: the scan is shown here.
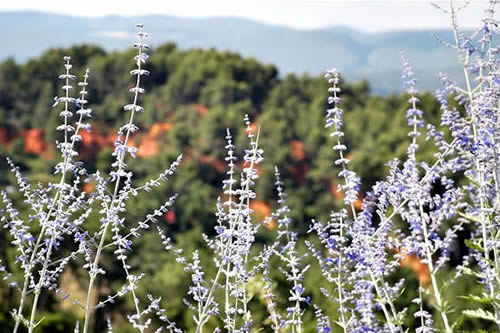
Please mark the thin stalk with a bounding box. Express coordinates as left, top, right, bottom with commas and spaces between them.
365, 245, 403, 332
449, 2, 498, 318
223, 134, 236, 331
371, 138, 458, 239
280, 216, 303, 332
336, 218, 348, 332
17, 66, 90, 333
330, 83, 358, 223
368, 272, 397, 333
118, 247, 144, 333
418, 285, 426, 330
82, 27, 146, 333
194, 128, 261, 333
12, 223, 47, 333
419, 201, 452, 333
288, 249, 303, 333
28, 57, 76, 333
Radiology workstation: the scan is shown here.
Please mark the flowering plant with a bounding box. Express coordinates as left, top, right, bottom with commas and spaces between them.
0, 1, 499, 333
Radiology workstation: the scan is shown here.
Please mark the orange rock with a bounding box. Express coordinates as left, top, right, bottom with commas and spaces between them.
149, 123, 162, 138
250, 200, 271, 217
353, 195, 364, 210
239, 161, 262, 176
135, 122, 172, 158
106, 133, 118, 147
160, 122, 172, 132
0, 128, 9, 145
148, 122, 172, 139
165, 211, 176, 224
330, 181, 343, 200
250, 200, 276, 230
263, 219, 277, 230
291, 140, 305, 160
199, 154, 226, 173
246, 123, 258, 135
79, 127, 118, 154
125, 138, 136, 148
291, 162, 310, 185
80, 129, 95, 148
330, 181, 363, 210
398, 250, 431, 286
1, 122, 170, 159
83, 182, 94, 193
194, 104, 209, 116
136, 137, 159, 158
22, 129, 46, 154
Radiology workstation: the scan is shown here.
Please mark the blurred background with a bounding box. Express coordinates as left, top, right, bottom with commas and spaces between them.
0, 0, 485, 93
0, 1, 495, 332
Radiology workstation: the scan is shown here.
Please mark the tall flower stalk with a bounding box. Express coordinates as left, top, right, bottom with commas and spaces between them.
22, 57, 91, 333
271, 167, 309, 333
193, 118, 263, 333
0, 1, 498, 331
445, 0, 500, 328
82, 24, 150, 333
401, 56, 453, 332
324, 69, 404, 333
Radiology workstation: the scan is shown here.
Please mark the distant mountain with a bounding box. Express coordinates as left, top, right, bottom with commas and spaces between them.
0, 11, 466, 94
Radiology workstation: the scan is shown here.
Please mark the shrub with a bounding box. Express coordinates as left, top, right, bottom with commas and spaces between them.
0, 2, 499, 333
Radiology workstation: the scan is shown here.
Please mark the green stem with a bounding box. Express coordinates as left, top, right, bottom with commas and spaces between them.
419, 201, 452, 333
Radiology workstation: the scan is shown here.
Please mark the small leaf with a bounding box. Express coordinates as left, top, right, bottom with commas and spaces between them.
458, 294, 492, 304
451, 314, 464, 331
333, 320, 347, 330
465, 239, 484, 252
463, 308, 499, 324
461, 267, 485, 279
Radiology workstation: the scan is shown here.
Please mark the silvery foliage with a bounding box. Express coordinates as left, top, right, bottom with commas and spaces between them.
1, 1, 499, 333
2, 25, 182, 333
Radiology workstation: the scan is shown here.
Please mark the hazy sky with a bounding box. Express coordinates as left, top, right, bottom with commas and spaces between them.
1, 1, 489, 32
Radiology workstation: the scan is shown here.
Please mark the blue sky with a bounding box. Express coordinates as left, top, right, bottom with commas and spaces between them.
1, 0, 487, 32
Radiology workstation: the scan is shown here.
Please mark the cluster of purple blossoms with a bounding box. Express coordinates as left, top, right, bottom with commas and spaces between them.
0, 1, 499, 332
1, 25, 182, 333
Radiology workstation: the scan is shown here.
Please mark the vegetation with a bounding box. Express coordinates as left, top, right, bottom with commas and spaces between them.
0, 2, 498, 332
